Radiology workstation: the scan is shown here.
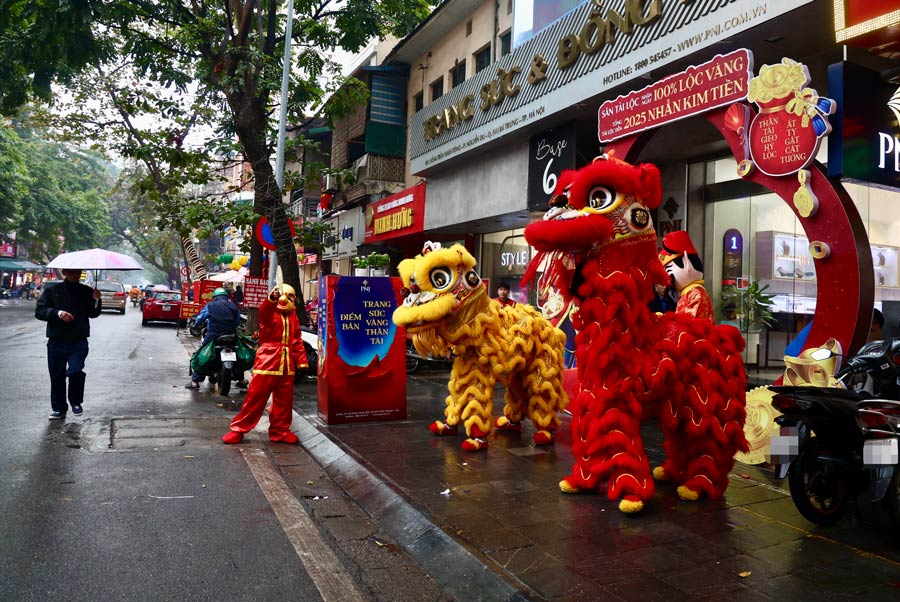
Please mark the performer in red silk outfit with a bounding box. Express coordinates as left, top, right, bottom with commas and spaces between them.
659, 230, 714, 323
222, 284, 307, 444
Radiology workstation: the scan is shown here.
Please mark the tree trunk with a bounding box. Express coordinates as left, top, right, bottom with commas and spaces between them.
229, 93, 308, 326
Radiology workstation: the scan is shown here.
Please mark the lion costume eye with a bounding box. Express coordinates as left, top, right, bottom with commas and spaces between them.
464, 270, 481, 288
586, 185, 618, 212
430, 267, 454, 289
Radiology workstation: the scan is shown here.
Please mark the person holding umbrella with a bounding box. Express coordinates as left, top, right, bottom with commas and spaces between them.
35, 269, 102, 419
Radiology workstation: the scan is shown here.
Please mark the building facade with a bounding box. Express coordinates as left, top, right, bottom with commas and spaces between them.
379, 0, 900, 362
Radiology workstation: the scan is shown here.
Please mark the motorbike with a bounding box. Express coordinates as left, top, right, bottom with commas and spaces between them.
405, 339, 452, 374
187, 316, 206, 338
192, 333, 247, 397
770, 339, 900, 528
294, 325, 318, 381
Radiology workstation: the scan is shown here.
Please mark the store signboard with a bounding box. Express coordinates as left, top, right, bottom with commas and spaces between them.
828, 61, 900, 191
528, 123, 575, 210
409, 0, 814, 174
363, 183, 426, 243
242, 276, 269, 307
598, 49, 752, 143
317, 275, 406, 424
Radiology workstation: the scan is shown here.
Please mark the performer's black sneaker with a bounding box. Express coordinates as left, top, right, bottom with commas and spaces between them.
49, 411, 66, 420
72, 404, 83, 416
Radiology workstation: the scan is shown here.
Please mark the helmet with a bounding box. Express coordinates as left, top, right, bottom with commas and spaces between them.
212, 287, 228, 298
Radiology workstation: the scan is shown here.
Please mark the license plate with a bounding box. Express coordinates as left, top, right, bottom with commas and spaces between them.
768, 426, 800, 464
863, 438, 899, 466
162, 304, 171, 311
220, 351, 237, 362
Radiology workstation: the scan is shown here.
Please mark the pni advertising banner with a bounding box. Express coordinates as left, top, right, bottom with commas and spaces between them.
317, 275, 406, 424
598, 49, 753, 143
828, 61, 900, 191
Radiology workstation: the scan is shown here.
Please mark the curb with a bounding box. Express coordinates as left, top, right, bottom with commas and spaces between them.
291, 411, 535, 602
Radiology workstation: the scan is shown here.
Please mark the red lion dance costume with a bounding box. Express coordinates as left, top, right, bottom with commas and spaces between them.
223, 284, 307, 445
524, 154, 748, 514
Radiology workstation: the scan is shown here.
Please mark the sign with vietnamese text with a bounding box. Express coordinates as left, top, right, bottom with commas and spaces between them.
364, 183, 426, 243
193, 280, 220, 307
179, 302, 201, 319
242, 276, 269, 307
317, 275, 406, 424
747, 58, 835, 177
599, 49, 753, 143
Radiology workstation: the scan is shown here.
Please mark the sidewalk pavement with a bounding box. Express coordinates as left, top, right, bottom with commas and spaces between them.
289, 368, 900, 602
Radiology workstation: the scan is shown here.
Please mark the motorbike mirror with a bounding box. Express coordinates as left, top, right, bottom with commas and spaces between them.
809, 348, 833, 361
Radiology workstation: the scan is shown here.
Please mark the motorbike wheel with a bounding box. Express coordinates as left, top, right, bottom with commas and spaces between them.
219, 365, 232, 397
406, 354, 419, 373
788, 439, 852, 526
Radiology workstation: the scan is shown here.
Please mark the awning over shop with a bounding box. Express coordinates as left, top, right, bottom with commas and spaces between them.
0, 257, 44, 271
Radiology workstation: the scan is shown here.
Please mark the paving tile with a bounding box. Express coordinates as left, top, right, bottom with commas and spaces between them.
603, 574, 691, 602
574, 556, 648, 586
458, 526, 533, 553
514, 565, 596, 601
487, 544, 563, 574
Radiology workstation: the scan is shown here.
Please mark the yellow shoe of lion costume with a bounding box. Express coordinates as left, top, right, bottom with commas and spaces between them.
392, 242, 568, 451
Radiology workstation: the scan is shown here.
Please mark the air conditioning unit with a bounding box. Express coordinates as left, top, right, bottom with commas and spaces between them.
325, 174, 339, 191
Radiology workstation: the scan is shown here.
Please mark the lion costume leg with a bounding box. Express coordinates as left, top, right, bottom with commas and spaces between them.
523, 359, 563, 446
495, 377, 526, 433
434, 356, 494, 451
658, 331, 748, 500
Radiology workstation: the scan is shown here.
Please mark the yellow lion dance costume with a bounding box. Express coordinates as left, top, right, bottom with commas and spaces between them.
392, 242, 568, 451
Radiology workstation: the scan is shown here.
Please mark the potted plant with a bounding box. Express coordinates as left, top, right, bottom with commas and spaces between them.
352, 256, 369, 276
721, 280, 776, 364
366, 253, 390, 277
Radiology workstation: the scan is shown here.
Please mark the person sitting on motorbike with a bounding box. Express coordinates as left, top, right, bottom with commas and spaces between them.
185, 287, 241, 389
129, 285, 141, 304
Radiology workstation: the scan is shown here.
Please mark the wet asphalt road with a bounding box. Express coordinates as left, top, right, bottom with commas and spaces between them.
0, 299, 324, 601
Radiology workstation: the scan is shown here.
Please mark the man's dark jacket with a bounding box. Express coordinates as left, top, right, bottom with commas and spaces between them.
35, 281, 103, 341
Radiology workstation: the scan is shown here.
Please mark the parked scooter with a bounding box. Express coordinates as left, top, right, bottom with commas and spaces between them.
294, 326, 318, 381
192, 333, 246, 396
405, 338, 452, 374
770, 339, 900, 527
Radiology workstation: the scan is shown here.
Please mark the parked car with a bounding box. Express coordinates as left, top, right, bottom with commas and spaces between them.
96, 281, 127, 314
142, 289, 184, 326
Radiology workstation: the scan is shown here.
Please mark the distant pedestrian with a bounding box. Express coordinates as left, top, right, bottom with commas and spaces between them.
34, 269, 102, 420
187, 287, 194, 302
494, 282, 516, 308
233, 284, 243, 306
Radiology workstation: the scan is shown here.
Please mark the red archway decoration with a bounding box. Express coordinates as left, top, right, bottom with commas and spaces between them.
607, 104, 874, 358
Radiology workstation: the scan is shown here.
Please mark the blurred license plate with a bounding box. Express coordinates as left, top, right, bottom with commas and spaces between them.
162, 304, 171, 311
863, 438, 899, 466
768, 426, 800, 464
221, 351, 237, 362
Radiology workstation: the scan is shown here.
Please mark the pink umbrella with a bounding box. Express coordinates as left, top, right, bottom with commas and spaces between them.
46, 248, 143, 271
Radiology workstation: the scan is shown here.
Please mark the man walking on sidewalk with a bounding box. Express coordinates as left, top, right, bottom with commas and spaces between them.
35, 269, 102, 419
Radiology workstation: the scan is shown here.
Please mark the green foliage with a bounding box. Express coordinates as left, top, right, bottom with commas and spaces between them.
2, 123, 113, 262
0, 126, 28, 232
721, 280, 776, 333
352, 252, 390, 269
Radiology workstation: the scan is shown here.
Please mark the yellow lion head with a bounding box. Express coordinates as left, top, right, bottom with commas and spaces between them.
392, 242, 487, 335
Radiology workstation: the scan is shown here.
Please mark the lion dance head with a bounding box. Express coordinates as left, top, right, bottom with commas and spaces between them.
392, 242, 488, 356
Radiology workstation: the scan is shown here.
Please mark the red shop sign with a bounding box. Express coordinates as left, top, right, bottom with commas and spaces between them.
598, 49, 753, 144
242, 276, 270, 307
364, 183, 426, 243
